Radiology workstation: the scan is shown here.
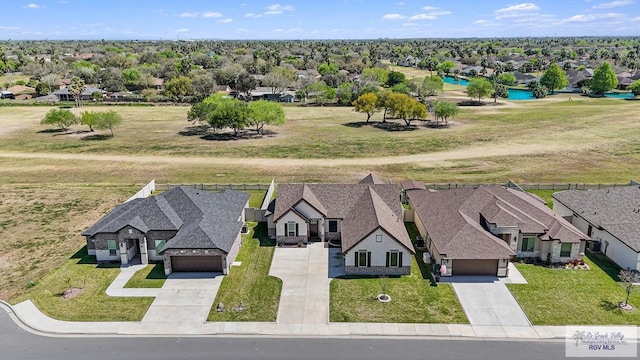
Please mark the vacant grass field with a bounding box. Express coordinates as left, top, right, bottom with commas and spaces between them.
207, 223, 282, 322
330, 224, 467, 323
124, 263, 167, 289
11, 247, 154, 321
507, 252, 640, 325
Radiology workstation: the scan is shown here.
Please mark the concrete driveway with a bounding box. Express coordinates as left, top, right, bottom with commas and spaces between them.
446, 264, 530, 327
269, 243, 344, 325
141, 272, 223, 324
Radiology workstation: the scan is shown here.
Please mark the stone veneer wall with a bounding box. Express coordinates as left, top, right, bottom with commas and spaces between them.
345, 266, 411, 276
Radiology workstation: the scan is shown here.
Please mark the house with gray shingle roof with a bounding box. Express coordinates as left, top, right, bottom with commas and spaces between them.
552, 187, 640, 271
408, 185, 588, 277
267, 175, 414, 275
82, 186, 249, 275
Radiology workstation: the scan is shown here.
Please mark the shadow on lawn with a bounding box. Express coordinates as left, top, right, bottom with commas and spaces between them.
600, 300, 624, 314
343, 120, 418, 132
81, 134, 112, 141
69, 246, 119, 268
251, 222, 275, 247
145, 263, 167, 280
178, 125, 277, 141
587, 250, 622, 282
36, 128, 66, 134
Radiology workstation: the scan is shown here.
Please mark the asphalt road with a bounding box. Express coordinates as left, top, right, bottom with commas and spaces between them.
0, 311, 613, 360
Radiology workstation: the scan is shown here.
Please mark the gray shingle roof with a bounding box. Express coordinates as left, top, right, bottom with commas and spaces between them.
83, 187, 249, 253
553, 187, 640, 252
410, 185, 586, 259
342, 187, 413, 253
359, 173, 385, 184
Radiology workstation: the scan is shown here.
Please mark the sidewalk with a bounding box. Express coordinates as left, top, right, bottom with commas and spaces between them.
2, 299, 569, 339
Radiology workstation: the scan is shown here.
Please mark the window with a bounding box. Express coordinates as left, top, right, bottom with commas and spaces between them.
355, 250, 371, 267
560, 243, 572, 257
155, 240, 166, 252
107, 240, 117, 256
387, 251, 402, 267
329, 220, 338, 233
376, 234, 383, 243
587, 225, 593, 237
287, 221, 298, 237
520, 235, 535, 252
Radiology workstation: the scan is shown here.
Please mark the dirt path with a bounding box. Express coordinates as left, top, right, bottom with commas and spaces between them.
0, 141, 587, 168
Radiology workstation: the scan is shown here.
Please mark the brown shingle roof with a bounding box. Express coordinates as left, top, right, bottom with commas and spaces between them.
410, 185, 586, 259
400, 180, 426, 191
342, 187, 413, 253
359, 173, 385, 184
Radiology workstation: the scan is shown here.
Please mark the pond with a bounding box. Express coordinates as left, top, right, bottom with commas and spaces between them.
443, 76, 633, 101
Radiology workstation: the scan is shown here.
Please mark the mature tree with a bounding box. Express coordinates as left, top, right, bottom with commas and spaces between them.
80, 111, 99, 131
385, 71, 406, 87
466, 77, 494, 102
419, 57, 438, 76
187, 101, 217, 124
317, 62, 339, 76
67, 76, 85, 107
41, 74, 61, 90
590, 62, 618, 95
433, 101, 459, 125
248, 100, 285, 134
94, 110, 123, 137
263, 71, 292, 96
385, 92, 426, 126
163, 76, 194, 98
35, 82, 51, 96
41, 109, 77, 131
214, 63, 246, 86
308, 81, 335, 105
336, 82, 354, 105
410, 76, 443, 99
540, 63, 568, 94
98, 67, 126, 92
628, 79, 640, 96
437, 60, 456, 75
493, 84, 509, 100
122, 68, 141, 86
191, 72, 218, 99
618, 269, 640, 307
361, 67, 389, 84
391, 82, 411, 94
208, 97, 251, 136
352, 92, 378, 122
498, 72, 517, 86
236, 72, 257, 99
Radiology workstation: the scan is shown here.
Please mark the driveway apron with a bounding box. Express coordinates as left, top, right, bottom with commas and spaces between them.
141, 273, 223, 324
269, 243, 343, 325
451, 280, 530, 327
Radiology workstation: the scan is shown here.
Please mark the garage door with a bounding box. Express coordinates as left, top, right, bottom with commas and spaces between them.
171, 255, 223, 272
453, 259, 498, 276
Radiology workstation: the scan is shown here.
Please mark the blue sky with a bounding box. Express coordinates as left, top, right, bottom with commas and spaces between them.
2, 1, 640, 40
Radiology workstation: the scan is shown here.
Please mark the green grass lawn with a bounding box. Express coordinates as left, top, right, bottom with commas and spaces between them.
124, 263, 167, 288
507, 251, 640, 325
246, 190, 267, 209
207, 222, 282, 322
11, 247, 153, 321
527, 189, 557, 208
329, 223, 467, 324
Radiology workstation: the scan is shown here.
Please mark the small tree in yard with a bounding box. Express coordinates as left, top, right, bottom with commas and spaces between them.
95, 110, 123, 137
80, 111, 100, 132
618, 269, 640, 308
533, 85, 549, 99
385, 92, 426, 126
352, 92, 378, 122
590, 62, 618, 95
248, 100, 285, 135
628, 80, 640, 97
540, 63, 568, 95
41, 109, 77, 131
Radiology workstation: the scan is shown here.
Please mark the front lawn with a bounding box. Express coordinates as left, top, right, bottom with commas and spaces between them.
124, 263, 167, 288
207, 222, 282, 322
11, 247, 154, 321
329, 223, 467, 324
507, 252, 640, 325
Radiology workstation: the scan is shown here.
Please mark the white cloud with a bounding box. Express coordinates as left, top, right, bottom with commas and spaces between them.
176, 28, 190, 33
562, 12, 624, 23
422, 6, 438, 10
495, 3, 540, 13
24, 3, 44, 9
382, 13, 406, 20
408, 14, 437, 21
218, 18, 233, 23
266, 4, 294, 12
397, 2, 405, 5
265, 10, 282, 15
592, 0, 635, 9
179, 12, 200, 18
473, 20, 488, 24
0, 26, 21, 30
633, 16, 640, 21
245, 13, 262, 18
429, 10, 452, 16
403, 22, 419, 27
202, 11, 223, 18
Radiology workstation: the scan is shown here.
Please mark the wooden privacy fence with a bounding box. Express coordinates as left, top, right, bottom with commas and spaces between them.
155, 183, 271, 191
425, 181, 637, 191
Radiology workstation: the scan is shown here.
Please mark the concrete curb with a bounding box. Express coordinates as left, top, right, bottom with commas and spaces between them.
1, 300, 573, 341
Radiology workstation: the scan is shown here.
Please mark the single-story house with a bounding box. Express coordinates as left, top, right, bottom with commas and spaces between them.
552, 187, 640, 271
7, 85, 36, 100
408, 185, 588, 277
82, 186, 249, 275
53, 87, 107, 102
267, 175, 414, 275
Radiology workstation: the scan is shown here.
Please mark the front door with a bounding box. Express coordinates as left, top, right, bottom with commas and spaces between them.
309, 221, 319, 240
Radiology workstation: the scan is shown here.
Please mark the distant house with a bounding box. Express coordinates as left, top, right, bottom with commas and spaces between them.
566, 68, 594, 90
8, 85, 37, 100
75, 53, 94, 60
553, 187, 640, 271
246, 87, 297, 102
0, 90, 15, 99
151, 77, 164, 90
82, 187, 249, 275
398, 55, 418, 67
408, 185, 588, 277
266, 175, 414, 276
53, 87, 107, 102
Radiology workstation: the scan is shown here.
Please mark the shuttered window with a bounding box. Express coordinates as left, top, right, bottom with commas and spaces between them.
107, 240, 117, 256
386, 251, 403, 267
